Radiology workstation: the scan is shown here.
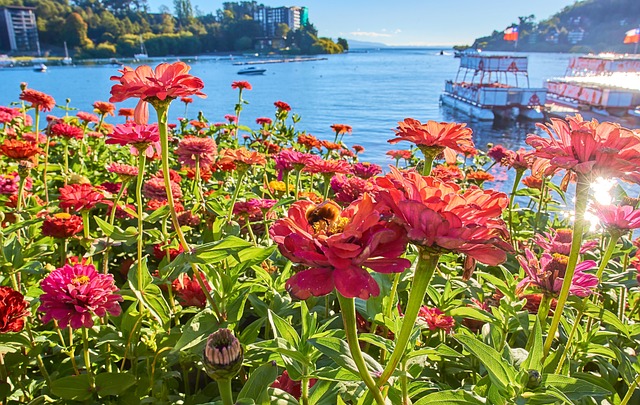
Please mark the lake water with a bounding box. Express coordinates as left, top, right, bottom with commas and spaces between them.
0, 49, 575, 167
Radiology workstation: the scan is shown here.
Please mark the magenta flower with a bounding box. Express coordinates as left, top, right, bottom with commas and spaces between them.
517, 249, 597, 298
593, 203, 640, 233
534, 228, 597, 256
417, 306, 455, 334
330, 174, 378, 204
352, 162, 382, 179
269, 194, 411, 300
39, 264, 123, 329
143, 177, 182, 201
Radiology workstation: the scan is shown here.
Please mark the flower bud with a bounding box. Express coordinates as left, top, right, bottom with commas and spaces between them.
203, 328, 243, 380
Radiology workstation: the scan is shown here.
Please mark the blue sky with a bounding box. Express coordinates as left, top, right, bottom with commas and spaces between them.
146, 0, 577, 46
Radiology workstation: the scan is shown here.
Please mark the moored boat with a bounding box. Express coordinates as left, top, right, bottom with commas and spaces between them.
545, 54, 640, 125
33, 63, 47, 72
440, 55, 547, 121
237, 66, 266, 75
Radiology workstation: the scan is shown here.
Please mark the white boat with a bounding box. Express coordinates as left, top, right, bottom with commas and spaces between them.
134, 36, 149, 61
0, 55, 16, 67
440, 55, 547, 121
237, 66, 266, 75
545, 54, 640, 123
62, 41, 72, 65
33, 63, 47, 72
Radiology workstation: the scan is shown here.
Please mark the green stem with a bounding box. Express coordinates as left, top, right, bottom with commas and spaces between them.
537, 294, 552, 332
135, 151, 147, 312
336, 293, 386, 405
102, 180, 129, 274
543, 175, 589, 357
595, 232, 620, 281
300, 375, 310, 405
59, 238, 68, 267
294, 168, 302, 199
531, 176, 548, 238
621, 373, 640, 405
227, 170, 247, 222
81, 210, 90, 240
15, 173, 27, 212
43, 136, 50, 205
82, 327, 95, 388
216, 378, 234, 405
377, 251, 440, 388
400, 359, 409, 405
508, 169, 525, 247
379, 273, 401, 363
555, 301, 586, 374
422, 154, 434, 176
154, 102, 220, 319
323, 174, 331, 200
63, 141, 69, 186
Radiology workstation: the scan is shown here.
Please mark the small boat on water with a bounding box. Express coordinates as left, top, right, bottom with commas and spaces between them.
62, 41, 72, 65
134, 35, 149, 61
440, 54, 547, 121
545, 54, 640, 125
237, 66, 266, 75
33, 63, 47, 72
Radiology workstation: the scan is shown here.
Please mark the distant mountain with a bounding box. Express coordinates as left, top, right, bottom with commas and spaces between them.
345, 39, 389, 49
472, 0, 640, 53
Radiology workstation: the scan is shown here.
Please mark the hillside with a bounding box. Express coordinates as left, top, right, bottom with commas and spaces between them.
472, 0, 640, 53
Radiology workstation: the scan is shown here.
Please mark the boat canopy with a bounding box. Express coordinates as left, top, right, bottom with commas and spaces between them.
459, 56, 528, 72
567, 55, 640, 76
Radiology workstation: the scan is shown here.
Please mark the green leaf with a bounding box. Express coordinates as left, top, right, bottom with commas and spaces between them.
192, 236, 254, 263
309, 336, 382, 376
268, 310, 300, 347
541, 374, 611, 400
522, 318, 543, 371
456, 334, 517, 393
95, 372, 136, 397
584, 303, 630, 338
237, 362, 279, 403
93, 216, 114, 237
268, 388, 299, 404
50, 374, 93, 401
449, 306, 494, 323
144, 204, 170, 223
171, 309, 220, 353
413, 390, 484, 405
127, 258, 171, 327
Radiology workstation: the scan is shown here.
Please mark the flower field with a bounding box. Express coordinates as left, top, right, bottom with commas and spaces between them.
1, 61, 640, 404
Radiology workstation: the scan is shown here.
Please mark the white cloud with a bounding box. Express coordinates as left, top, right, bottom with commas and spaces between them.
349, 31, 392, 38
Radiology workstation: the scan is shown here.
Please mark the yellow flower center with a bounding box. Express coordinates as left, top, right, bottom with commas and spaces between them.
54, 213, 72, 219
72, 275, 90, 285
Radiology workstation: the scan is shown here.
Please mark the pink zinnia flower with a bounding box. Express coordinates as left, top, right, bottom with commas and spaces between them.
39, 264, 123, 329
143, 177, 182, 201
517, 249, 598, 298
107, 162, 139, 180
303, 158, 351, 175
271, 370, 317, 400
19, 89, 56, 112
0, 172, 31, 195
417, 306, 455, 334
176, 136, 217, 168
50, 122, 84, 139
526, 114, 640, 179
593, 203, 640, 233
233, 198, 277, 217
487, 144, 509, 164
0, 106, 20, 124
504, 148, 534, 171
376, 167, 511, 265
59, 183, 103, 211
386, 149, 412, 161
352, 162, 382, 179
269, 194, 411, 300
106, 122, 160, 149
330, 174, 377, 204
534, 228, 597, 256
172, 272, 212, 308
76, 112, 99, 123
256, 117, 272, 126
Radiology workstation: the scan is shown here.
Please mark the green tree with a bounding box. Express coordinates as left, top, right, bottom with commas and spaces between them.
61, 12, 91, 48
337, 37, 349, 51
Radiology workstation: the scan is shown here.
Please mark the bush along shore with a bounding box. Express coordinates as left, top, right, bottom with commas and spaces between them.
1, 61, 640, 404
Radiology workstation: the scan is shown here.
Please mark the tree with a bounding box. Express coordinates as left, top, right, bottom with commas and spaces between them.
275, 23, 289, 39
174, 0, 193, 28
61, 12, 91, 48
337, 37, 348, 51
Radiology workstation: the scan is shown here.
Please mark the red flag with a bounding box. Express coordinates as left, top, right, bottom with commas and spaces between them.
624, 28, 640, 44
504, 27, 519, 42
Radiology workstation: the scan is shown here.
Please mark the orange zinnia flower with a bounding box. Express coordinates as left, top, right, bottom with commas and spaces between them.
330, 124, 352, 135
109, 62, 206, 107
19, 89, 56, 112
388, 118, 474, 157
218, 147, 266, 167
0, 139, 43, 161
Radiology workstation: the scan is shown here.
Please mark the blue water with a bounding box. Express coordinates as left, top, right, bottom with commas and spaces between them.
0, 49, 574, 167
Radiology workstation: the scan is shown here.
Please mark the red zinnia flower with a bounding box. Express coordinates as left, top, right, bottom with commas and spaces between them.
376, 167, 511, 265
59, 183, 104, 211
19, 89, 56, 112
417, 306, 455, 334
107, 162, 139, 180
180, 96, 193, 104
109, 62, 206, 104
118, 108, 134, 118
171, 272, 212, 308
231, 81, 252, 90
353, 145, 365, 154
0, 139, 42, 161
176, 136, 217, 168
526, 114, 640, 179
487, 144, 509, 164
50, 122, 84, 139
93, 101, 116, 116
269, 194, 411, 299
352, 162, 382, 179
256, 117, 272, 126
386, 149, 412, 160
42, 213, 84, 238
0, 286, 30, 333
39, 263, 123, 329
143, 177, 182, 201
388, 118, 475, 157
271, 370, 317, 400
274, 100, 291, 111
303, 158, 351, 175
